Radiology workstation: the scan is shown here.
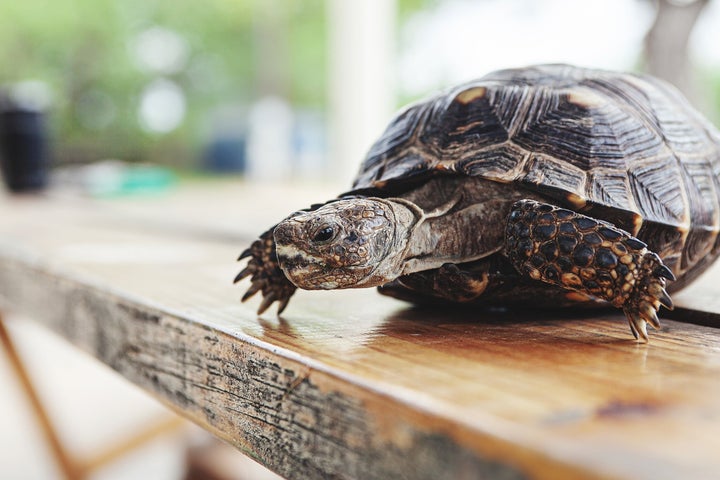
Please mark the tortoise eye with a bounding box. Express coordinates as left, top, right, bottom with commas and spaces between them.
312, 226, 335, 243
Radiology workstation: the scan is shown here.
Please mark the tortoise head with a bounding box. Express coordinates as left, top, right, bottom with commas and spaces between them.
273, 198, 414, 290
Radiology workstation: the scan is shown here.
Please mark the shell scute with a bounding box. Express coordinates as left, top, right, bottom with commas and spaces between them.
419, 86, 508, 156
520, 154, 587, 198
354, 65, 720, 238
628, 154, 687, 226
447, 143, 528, 182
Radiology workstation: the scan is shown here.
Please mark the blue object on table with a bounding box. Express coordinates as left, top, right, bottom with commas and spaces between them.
203, 136, 246, 173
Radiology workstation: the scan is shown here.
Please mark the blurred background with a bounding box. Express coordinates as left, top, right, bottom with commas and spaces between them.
1, 0, 720, 193
1, 0, 720, 478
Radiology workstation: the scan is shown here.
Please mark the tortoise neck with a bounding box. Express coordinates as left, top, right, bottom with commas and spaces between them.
393, 182, 524, 276
386, 195, 466, 276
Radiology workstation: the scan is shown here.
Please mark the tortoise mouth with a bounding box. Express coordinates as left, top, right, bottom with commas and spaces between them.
275, 243, 328, 288
275, 243, 373, 289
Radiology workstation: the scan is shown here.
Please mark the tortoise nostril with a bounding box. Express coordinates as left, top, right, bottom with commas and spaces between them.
273, 222, 296, 245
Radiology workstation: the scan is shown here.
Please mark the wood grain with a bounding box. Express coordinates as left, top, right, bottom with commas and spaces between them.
0, 181, 719, 480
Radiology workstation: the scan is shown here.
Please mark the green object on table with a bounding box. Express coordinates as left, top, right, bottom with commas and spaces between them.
85, 163, 176, 197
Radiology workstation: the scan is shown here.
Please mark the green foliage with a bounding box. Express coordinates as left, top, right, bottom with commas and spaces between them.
0, 0, 310, 165
697, 68, 720, 127
398, 0, 437, 19
286, 1, 327, 107
0, 0, 429, 166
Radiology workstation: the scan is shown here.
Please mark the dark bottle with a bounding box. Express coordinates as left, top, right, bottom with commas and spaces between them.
0, 91, 49, 192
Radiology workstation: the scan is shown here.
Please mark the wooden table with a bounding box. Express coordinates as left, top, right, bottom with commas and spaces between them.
1, 179, 719, 480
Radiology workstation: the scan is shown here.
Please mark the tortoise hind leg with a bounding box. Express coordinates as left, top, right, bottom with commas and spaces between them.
505, 199, 674, 342
380, 261, 499, 304
379, 255, 606, 309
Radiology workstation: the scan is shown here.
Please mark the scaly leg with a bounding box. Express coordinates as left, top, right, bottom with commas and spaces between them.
505, 199, 674, 341
235, 227, 296, 314
379, 256, 605, 309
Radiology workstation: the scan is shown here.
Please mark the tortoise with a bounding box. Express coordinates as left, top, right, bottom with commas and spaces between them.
236, 64, 720, 342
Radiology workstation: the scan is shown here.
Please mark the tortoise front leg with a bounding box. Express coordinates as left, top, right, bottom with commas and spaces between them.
235, 227, 297, 314
505, 199, 675, 341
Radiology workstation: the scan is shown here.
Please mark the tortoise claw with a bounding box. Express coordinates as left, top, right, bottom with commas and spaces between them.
257, 292, 279, 315
626, 300, 662, 343
641, 303, 661, 330
659, 288, 674, 310
236, 227, 297, 315
621, 253, 673, 342
234, 266, 252, 284
276, 296, 291, 315
627, 312, 648, 343
628, 314, 639, 340
241, 281, 261, 302
655, 265, 676, 281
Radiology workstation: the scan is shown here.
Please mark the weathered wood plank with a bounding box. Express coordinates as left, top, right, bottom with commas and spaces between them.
1, 182, 720, 480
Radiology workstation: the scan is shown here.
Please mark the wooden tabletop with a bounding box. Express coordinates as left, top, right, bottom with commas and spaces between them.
0, 179, 719, 480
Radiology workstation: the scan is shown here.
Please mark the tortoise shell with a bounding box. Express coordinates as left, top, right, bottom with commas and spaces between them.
352, 64, 720, 288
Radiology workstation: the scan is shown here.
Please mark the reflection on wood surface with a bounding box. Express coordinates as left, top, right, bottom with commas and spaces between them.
0, 181, 718, 480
